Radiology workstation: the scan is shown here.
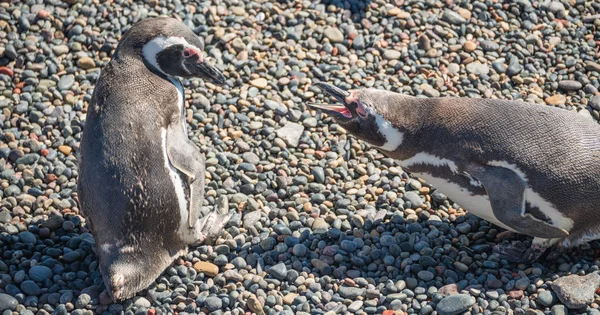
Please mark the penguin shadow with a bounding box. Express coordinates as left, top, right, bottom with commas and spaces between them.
319, 0, 372, 14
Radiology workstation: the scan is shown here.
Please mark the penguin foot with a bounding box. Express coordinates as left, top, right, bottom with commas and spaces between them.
493, 241, 548, 264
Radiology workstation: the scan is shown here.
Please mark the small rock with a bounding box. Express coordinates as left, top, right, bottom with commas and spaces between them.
338, 286, 365, 299
0, 293, 18, 311
20, 280, 42, 295
29, 265, 53, 282
251, 78, 268, 89
466, 62, 489, 75
558, 80, 583, 91
436, 294, 476, 315
537, 290, 555, 307
268, 263, 287, 280
383, 50, 401, 60
546, 95, 566, 106
551, 273, 600, 309
276, 122, 304, 147
205, 296, 222, 312
247, 296, 265, 315
324, 27, 344, 43
590, 95, 600, 111
443, 9, 467, 25
78, 57, 96, 69
193, 261, 219, 277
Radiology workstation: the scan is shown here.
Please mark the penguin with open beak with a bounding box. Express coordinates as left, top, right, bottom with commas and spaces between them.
309, 82, 600, 264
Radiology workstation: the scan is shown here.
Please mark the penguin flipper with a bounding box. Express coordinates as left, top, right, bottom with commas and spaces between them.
467, 164, 568, 239
165, 125, 206, 229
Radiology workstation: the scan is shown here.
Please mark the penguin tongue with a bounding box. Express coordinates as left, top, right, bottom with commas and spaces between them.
308, 103, 353, 118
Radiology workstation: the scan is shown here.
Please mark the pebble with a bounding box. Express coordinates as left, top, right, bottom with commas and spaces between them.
436, 294, 476, 315
267, 263, 288, 280
193, 261, 219, 277
0, 294, 18, 311
537, 290, 555, 307
558, 80, 583, 91
338, 286, 365, 299
551, 273, 600, 309
28, 266, 53, 282
324, 27, 344, 43
443, 9, 467, 25
383, 50, 401, 60
205, 296, 222, 312
251, 78, 268, 89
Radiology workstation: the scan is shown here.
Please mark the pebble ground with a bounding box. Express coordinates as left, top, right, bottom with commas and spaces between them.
1, 0, 600, 315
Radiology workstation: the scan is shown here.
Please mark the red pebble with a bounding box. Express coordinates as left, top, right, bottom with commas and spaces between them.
0, 67, 14, 77
147, 309, 156, 315
37, 10, 51, 18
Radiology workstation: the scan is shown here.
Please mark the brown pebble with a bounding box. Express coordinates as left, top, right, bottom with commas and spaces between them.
509, 290, 524, 300
545, 94, 566, 106
0, 67, 14, 77
37, 10, 51, 18
463, 41, 477, 52
193, 261, 219, 277
246, 296, 265, 315
58, 145, 72, 155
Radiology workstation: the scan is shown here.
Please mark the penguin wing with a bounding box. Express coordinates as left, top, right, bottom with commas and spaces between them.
465, 164, 569, 239
165, 123, 206, 228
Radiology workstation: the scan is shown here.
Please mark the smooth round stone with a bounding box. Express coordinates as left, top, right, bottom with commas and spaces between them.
292, 244, 308, 257
58, 75, 75, 91
29, 265, 53, 282
268, 263, 287, 280
0, 294, 18, 311
537, 290, 554, 307
558, 80, 583, 91
18, 232, 37, 244
436, 294, 476, 315
418, 271, 435, 281
204, 296, 222, 312
383, 49, 401, 60
20, 281, 41, 296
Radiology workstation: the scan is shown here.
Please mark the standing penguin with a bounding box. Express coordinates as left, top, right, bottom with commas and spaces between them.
309, 82, 600, 263
78, 17, 230, 301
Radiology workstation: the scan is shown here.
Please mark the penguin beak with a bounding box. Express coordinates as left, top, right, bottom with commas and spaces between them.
184, 55, 227, 86
308, 82, 355, 120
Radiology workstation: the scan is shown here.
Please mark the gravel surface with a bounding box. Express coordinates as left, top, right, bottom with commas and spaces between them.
1, 0, 600, 314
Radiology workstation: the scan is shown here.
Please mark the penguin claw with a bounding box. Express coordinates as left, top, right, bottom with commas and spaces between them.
493, 241, 547, 264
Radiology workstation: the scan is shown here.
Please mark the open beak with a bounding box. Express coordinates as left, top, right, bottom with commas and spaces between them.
184, 56, 227, 86
308, 82, 354, 120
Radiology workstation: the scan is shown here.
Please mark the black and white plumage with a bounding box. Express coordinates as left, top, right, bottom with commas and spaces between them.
78, 17, 229, 301
310, 82, 600, 263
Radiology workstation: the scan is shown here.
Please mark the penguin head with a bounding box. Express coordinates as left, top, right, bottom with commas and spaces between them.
98, 243, 169, 302
115, 17, 226, 85
309, 82, 389, 147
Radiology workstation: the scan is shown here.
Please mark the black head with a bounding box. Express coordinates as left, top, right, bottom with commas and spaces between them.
309, 82, 391, 147
98, 243, 175, 302
116, 17, 226, 85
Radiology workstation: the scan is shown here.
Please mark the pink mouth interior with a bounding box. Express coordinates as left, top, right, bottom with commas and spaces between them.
329, 105, 352, 118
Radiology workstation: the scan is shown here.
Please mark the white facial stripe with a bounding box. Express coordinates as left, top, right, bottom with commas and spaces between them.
487, 160, 574, 232
168, 77, 188, 137
142, 36, 199, 75
400, 152, 460, 174
161, 128, 189, 232
372, 110, 404, 151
